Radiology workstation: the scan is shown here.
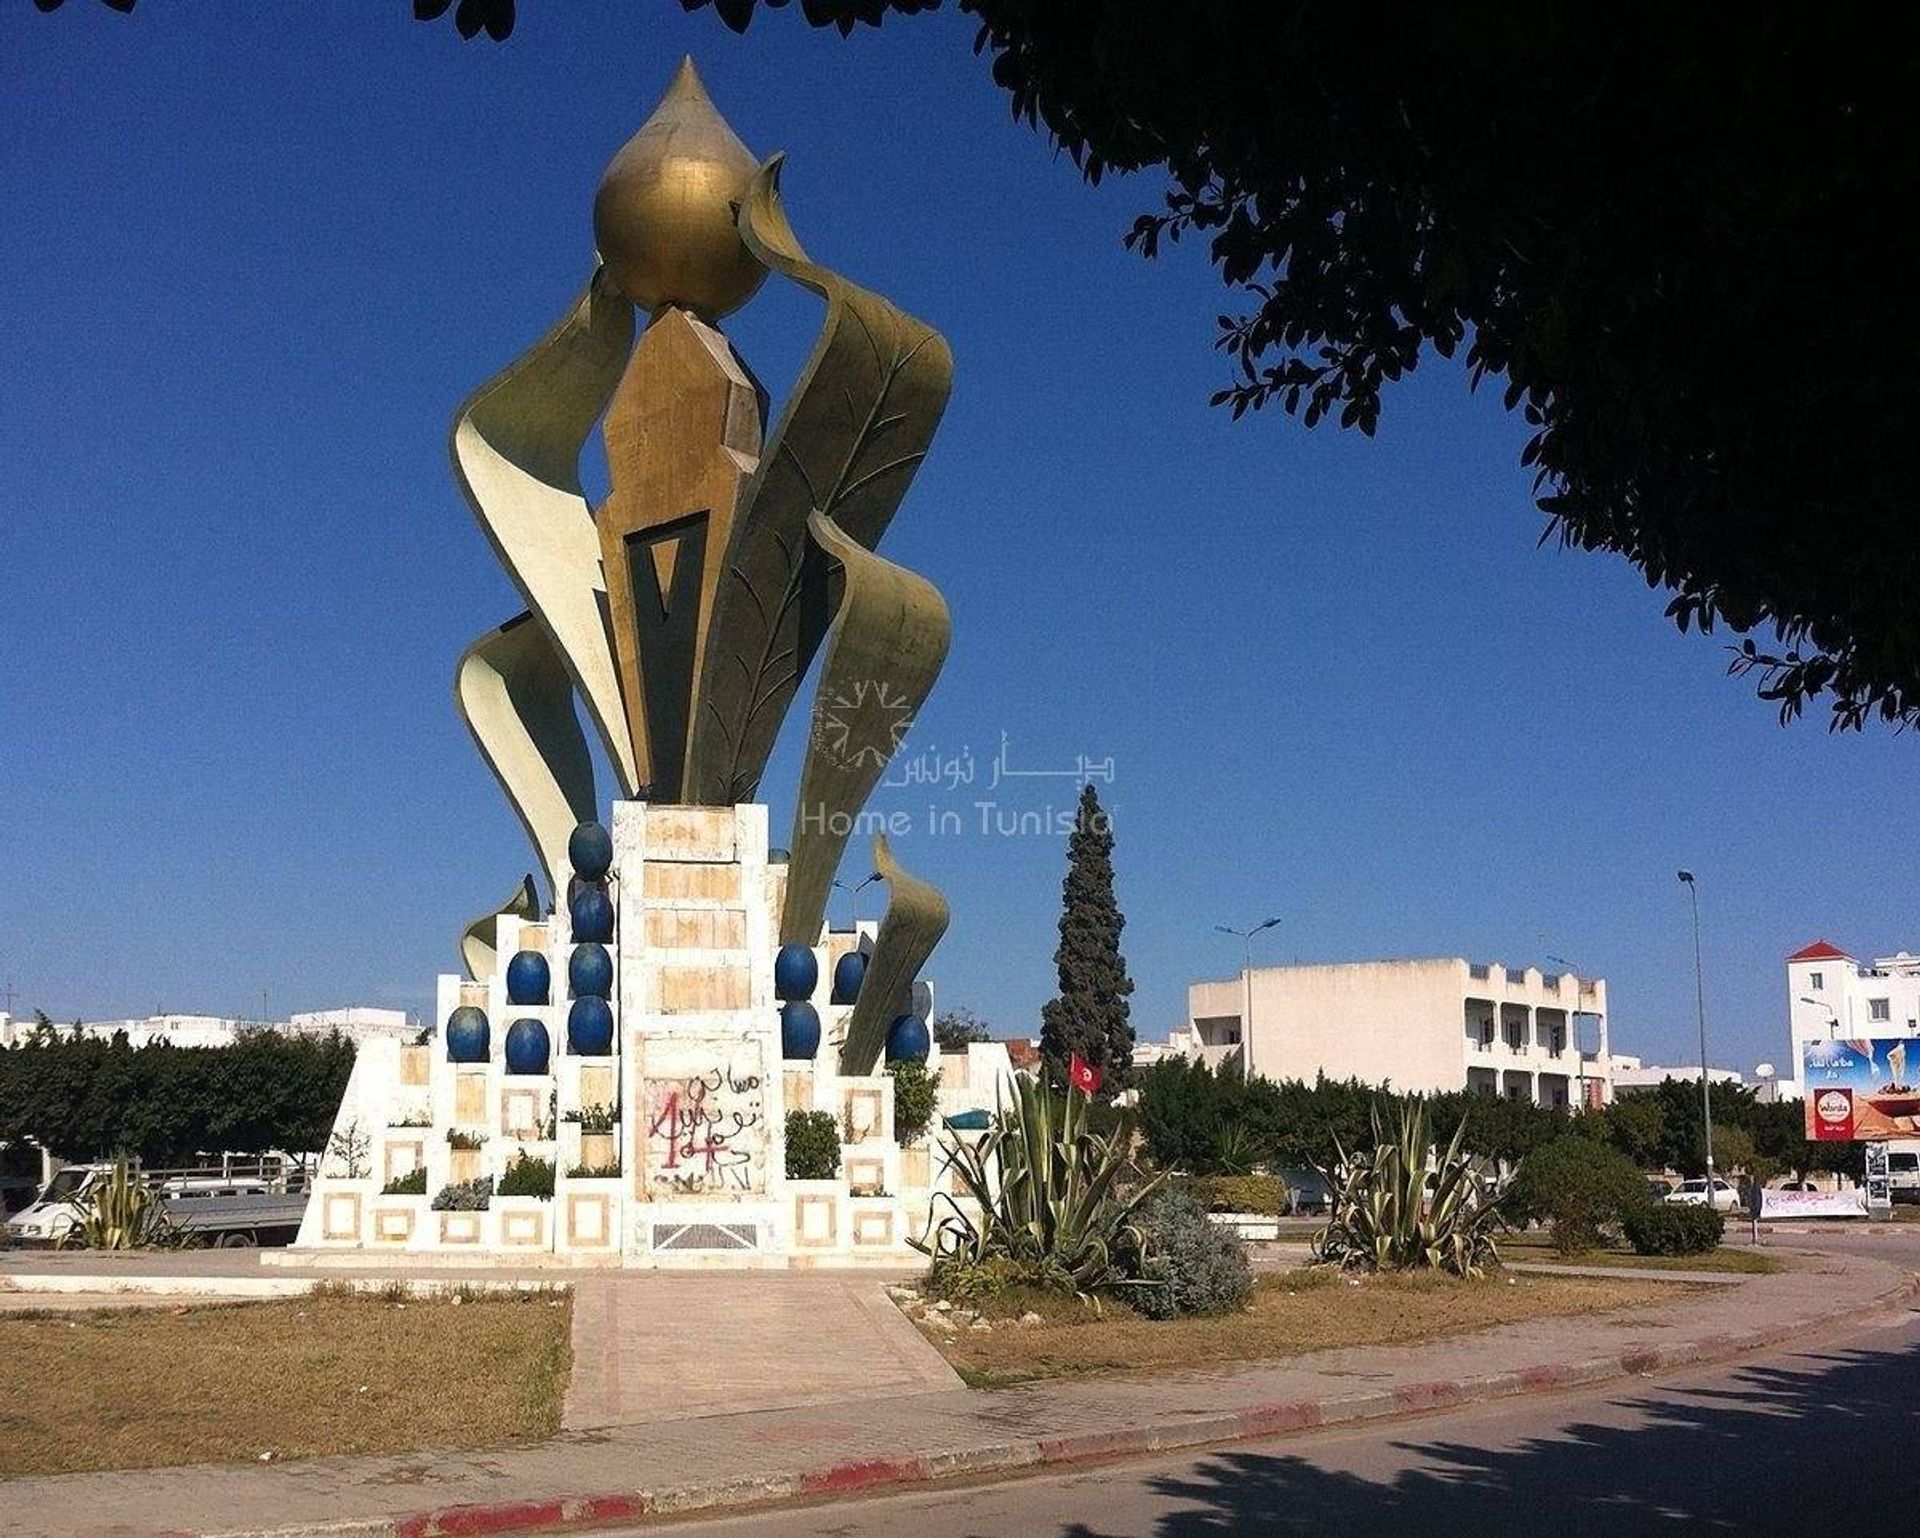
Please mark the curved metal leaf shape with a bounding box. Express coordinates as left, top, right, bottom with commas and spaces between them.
450, 266, 639, 795
455, 611, 598, 908
684, 154, 954, 805
782, 510, 950, 947
838, 833, 950, 1077
461, 873, 541, 983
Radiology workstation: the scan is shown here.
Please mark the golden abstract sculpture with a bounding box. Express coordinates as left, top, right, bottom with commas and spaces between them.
593, 57, 767, 322
449, 57, 953, 1003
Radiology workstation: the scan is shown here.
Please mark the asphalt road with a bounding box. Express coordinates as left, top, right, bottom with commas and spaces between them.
631, 1303, 1920, 1538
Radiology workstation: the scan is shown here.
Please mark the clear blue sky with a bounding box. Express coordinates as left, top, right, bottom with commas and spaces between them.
3, 3, 1912, 1077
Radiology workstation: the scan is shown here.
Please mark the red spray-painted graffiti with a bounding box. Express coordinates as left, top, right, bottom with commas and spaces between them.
643, 1058, 767, 1196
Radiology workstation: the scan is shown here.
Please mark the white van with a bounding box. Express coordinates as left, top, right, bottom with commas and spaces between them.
1887, 1142, 1920, 1204
2, 1163, 103, 1244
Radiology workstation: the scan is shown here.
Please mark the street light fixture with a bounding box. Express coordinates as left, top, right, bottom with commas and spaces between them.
832, 871, 883, 930
1677, 870, 1717, 1197
1546, 953, 1597, 1110
1215, 917, 1282, 1078
1800, 996, 1839, 1039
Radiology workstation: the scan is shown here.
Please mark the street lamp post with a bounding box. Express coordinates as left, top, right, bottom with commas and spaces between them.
1800, 995, 1838, 1039
1214, 917, 1282, 1078
1677, 871, 1716, 1200
1546, 952, 1595, 1110
832, 871, 883, 931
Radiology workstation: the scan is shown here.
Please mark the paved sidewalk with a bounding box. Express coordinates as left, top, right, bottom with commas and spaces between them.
563, 1273, 959, 1428
4, 1245, 1912, 1538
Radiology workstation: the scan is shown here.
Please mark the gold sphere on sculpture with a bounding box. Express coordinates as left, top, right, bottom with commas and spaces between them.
593, 57, 767, 322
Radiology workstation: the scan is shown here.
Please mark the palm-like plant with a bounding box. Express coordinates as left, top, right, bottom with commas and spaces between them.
1209, 1123, 1273, 1176
912, 1072, 1161, 1295
59, 1158, 182, 1251
1312, 1100, 1504, 1277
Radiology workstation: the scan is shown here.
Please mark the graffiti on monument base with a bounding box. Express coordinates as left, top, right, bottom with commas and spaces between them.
639, 1037, 769, 1198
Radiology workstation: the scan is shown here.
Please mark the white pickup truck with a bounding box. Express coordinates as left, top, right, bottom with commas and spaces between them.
2, 1158, 311, 1248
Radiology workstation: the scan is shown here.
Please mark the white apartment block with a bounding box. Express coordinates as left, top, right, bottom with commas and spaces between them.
1180, 957, 1614, 1109
1786, 938, 1920, 1075
0, 1007, 412, 1050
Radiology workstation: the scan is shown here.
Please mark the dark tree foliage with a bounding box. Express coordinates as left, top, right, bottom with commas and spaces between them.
1134, 1056, 1853, 1181
0, 1030, 355, 1164
930, 1006, 992, 1052
1038, 784, 1135, 1096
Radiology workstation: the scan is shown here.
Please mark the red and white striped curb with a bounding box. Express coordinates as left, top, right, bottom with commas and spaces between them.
181, 1270, 1916, 1538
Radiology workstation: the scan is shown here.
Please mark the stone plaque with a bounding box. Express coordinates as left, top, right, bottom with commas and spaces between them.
638, 1034, 770, 1199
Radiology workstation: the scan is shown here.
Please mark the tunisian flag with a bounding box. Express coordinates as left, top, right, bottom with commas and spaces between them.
1068, 1053, 1103, 1097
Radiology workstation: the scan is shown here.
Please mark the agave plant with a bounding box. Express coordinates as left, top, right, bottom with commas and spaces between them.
59, 1158, 182, 1251
1312, 1100, 1504, 1277
912, 1071, 1162, 1296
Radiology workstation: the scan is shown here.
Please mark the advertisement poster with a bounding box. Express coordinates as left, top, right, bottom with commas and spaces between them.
1801, 1038, 1920, 1140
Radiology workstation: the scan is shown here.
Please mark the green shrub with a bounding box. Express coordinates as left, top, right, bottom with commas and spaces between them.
785, 1110, 841, 1181
381, 1167, 428, 1196
1621, 1201, 1724, 1256
1510, 1138, 1647, 1254
430, 1176, 493, 1211
1175, 1173, 1291, 1215
1127, 1190, 1255, 1319
496, 1151, 555, 1199
564, 1102, 618, 1134
564, 1161, 620, 1178
887, 1058, 939, 1145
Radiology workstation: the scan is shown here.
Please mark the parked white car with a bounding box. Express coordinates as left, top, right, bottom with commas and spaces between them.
1664, 1177, 1739, 1212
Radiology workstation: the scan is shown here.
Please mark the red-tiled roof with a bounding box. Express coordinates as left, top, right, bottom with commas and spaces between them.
1786, 939, 1852, 962
1003, 1038, 1042, 1071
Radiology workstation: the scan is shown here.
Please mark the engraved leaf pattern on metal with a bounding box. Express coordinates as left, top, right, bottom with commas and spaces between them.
685, 154, 954, 806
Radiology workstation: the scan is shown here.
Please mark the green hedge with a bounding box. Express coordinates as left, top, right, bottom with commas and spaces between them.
1621, 1201, 1724, 1256
1172, 1174, 1293, 1215
0, 1024, 355, 1163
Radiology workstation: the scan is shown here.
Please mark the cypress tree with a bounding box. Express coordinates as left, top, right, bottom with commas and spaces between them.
1039, 784, 1135, 1096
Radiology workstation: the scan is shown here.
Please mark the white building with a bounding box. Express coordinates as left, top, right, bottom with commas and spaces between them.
1180, 957, 1614, 1108
1607, 1054, 1745, 1095
0, 1007, 412, 1050
1787, 939, 1920, 1045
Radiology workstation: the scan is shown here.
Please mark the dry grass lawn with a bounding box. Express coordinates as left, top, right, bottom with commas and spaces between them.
0, 1287, 572, 1479
929, 1269, 1686, 1388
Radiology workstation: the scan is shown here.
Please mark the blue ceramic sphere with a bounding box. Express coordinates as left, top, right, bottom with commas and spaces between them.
505, 949, 551, 1006
568, 942, 614, 1000
831, 950, 867, 1005
567, 996, 615, 1056
774, 943, 819, 1002
570, 821, 614, 880
504, 1016, 551, 1075
569, 882, 615, 943
885, 1012, 931, 1063
781, 1000, 822, 1060
446, 1006, 489, 1064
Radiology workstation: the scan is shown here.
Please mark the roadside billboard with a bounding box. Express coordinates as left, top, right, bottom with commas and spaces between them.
1801, 1038, 1920, 1140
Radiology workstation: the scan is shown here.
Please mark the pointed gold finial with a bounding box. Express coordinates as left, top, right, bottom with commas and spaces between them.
593, 57, 768, 322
